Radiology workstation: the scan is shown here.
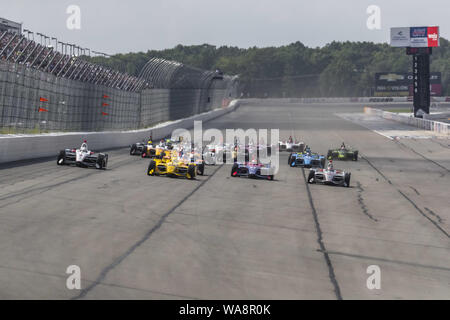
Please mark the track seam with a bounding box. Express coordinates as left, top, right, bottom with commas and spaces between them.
395, 141, 449, 173
300, 168, 343, 300
361, 156, 449, 238
72, 164, 224, 300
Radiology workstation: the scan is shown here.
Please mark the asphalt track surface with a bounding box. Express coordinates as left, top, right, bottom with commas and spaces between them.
0, 101, 449, 299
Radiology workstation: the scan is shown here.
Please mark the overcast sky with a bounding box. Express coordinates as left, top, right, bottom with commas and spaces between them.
1, 0, 449, 54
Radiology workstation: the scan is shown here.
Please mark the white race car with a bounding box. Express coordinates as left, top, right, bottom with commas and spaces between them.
307, 161, 351, 187
57, 141, 108, 169
279, 139, 304, 152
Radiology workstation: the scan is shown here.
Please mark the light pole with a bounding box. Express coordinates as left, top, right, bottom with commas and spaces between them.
36, 32, 43, 45
51, 37, 58, 50
23, 29, 32, 40
58, 41, 65, 55
44, 35, 50, 47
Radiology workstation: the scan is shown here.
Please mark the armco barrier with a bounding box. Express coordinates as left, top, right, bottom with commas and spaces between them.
0, 100, 240, 164
364, 106, 449, 136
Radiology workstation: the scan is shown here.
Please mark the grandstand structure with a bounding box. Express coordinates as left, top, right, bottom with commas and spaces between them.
0, 17, 21, 34
0, 17, 148, 92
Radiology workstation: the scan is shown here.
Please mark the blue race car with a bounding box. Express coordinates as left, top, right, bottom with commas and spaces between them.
288, 148, 325, 168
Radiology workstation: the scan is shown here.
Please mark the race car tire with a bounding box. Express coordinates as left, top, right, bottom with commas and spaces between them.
352, 151, 358, 161
320, 158, 326, 168
231, 163, 239, 177
288, 153, 293, 165
147, 160, 156, 176
197, 163, 205, 176
130, 145, 137, 155
187, 165, 196, 180
307, 170, 316, 184
57, 151, 66, 165
344, 173, 351, 187
96, 154, 107, 170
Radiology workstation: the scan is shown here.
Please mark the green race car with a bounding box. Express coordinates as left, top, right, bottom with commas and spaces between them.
327, 143, 358, 161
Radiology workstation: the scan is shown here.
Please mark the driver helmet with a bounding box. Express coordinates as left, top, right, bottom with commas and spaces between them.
80, 140, 88, 152
327, 161, 334, 171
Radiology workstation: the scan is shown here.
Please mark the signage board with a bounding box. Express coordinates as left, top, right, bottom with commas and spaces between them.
374, 72, 442, 97
390, 26, 440, 47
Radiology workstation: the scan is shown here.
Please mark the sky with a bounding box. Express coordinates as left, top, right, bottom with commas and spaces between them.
1, 0, 449, 54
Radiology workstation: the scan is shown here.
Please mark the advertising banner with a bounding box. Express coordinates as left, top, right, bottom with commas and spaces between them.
374, 72, 442, 97
390, 26, 440, 47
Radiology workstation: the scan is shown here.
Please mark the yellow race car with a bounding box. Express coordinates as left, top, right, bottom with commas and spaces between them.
147, 155, 197, 180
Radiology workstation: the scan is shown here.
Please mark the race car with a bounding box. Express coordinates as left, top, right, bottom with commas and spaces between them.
141, 145, 166, 158
147, 156, 197, 180
141, 138, 178, 158
57, 141, 108, 169
203, 143, 236, 165
182, 148, 205, 175
307, 161, 351, 187
279, 137, 304, 152
231, 162, 275, 180
327, 143, 358, 161
288, 147, 325, 168
130, 138, 154, 156
234, 143, 273, 163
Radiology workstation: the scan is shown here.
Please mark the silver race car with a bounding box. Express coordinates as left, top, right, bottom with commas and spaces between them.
57, 141, 108, 169
307, 161, 350, 187
279, 137, 304, 152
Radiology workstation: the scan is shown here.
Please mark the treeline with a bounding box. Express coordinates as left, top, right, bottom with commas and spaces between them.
90, 38, 450, 97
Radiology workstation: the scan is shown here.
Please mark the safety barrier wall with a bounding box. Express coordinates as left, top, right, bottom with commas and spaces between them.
364, 106, 449, 136
0, 100, 241, 164
0, 60, 238, 134
242, 97, 450, 104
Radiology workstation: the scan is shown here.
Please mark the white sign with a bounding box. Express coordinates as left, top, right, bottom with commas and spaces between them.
390, 27, 410, 47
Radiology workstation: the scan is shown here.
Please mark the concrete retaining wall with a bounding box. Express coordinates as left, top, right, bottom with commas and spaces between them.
0, 100, 240, 164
